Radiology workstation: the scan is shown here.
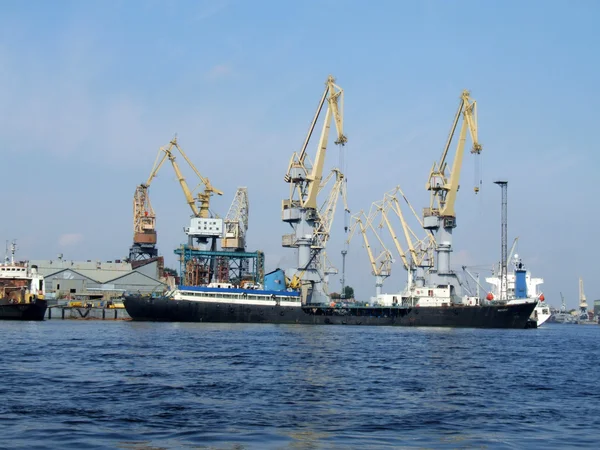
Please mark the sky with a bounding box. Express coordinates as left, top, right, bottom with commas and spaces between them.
0, 0, 598, 310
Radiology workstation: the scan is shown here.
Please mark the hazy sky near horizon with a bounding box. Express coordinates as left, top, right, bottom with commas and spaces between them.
1, 0, 598, 309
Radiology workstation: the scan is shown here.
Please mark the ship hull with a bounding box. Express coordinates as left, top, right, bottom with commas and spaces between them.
0, 298, 48, 321
124, 295, 537, 329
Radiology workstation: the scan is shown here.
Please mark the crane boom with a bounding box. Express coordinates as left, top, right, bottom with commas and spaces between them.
347, 210, 392, 296
314, 169, 348, 250
282, 75, 347, 305
507, 237, 519, 265
160, 137, 223, 219
426, 90, 482, 218
423, 90, 483, 280
284, 75, 346, 210
379, 202, 410, 271
130, 146, 172, 261
174, 141, 223, 218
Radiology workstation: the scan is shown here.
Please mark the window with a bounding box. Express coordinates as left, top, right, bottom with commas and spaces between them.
70, 289, 76, 294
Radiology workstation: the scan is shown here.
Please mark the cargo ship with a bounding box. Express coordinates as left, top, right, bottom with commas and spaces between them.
486, 254, 551, 326
0, 242, 47, 321
123, 280, 537, 328
124, 86, 538, 329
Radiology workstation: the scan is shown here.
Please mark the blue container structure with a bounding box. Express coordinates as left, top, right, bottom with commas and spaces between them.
264, 269, 286, 291
515, 269, 528, 299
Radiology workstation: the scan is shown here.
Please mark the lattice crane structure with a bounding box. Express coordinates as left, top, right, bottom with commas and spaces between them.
221, 187, 249, 252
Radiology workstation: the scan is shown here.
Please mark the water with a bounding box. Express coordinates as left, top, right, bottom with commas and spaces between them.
1, 321, 599, 449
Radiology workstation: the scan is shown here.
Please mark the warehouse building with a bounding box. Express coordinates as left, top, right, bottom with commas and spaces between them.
29, 255, 170, 299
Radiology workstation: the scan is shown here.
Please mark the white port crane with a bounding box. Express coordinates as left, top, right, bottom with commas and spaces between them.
221, 187, 249, 251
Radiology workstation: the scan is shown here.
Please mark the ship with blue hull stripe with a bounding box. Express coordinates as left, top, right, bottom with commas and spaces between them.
124, 285, 537, 328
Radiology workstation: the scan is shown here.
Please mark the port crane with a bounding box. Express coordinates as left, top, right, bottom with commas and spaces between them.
282, 75, 347, 304
315, 168, 350, 286
559, 291, 566, 313
285, 169, 349, 293
380, 186, 435, 290
156, 137, 224, 248
129, 146, 173, 261
347, 209, 393, 297
155, 136, 227, 286
579, 277, 588, 320
221, 187, 249, 252
423, 90, 482, 287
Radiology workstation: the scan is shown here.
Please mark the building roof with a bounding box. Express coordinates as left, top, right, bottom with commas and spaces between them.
29, 258, 160, 284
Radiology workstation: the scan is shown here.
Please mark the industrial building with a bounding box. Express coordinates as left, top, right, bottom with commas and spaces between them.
29, 255, 169, 299
594, 299, 600, 316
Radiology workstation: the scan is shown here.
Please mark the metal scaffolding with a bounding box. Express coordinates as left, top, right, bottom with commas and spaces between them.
174, 246, 264, 287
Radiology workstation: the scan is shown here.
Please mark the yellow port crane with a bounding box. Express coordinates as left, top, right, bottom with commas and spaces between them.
282, 75, 347, 303
423, 89, 482, 279
426, 89, 482, 218
160, 137, 223, 219
129, 147, 172, 261
347, 209, 393, 297
579, 277, 588, 316
379, 186, 435, 290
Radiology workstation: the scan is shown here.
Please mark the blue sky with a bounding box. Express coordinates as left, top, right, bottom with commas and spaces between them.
1, 0, 598, 309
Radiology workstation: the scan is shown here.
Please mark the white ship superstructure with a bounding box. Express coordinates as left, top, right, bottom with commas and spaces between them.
486, 254, 550, 326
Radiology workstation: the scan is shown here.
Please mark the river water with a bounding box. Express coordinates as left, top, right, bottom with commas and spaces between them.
1, 320, 599, 449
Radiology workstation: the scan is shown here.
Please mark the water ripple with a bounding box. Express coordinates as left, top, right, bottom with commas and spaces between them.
1, 321, 599, 448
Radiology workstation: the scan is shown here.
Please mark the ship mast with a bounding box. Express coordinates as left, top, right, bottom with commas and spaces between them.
4, 240, 17, 265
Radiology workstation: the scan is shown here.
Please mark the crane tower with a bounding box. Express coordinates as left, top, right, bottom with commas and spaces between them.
423, 90, 482, 288
129, 145, 172, 261
579, 277, 588, 320
282, 75, 347, 304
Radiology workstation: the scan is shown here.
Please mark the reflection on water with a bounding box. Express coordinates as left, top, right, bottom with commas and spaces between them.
1, 321, 599, 449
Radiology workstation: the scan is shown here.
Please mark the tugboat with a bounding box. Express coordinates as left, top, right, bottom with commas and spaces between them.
0, 241, 47, 321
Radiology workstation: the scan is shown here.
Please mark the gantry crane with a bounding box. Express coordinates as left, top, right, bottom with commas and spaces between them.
129, 146, 172, 261
282, 75, 347, 304
423, 90, 482, 284
347, 209, 393, 297
221, 187, 249, 251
